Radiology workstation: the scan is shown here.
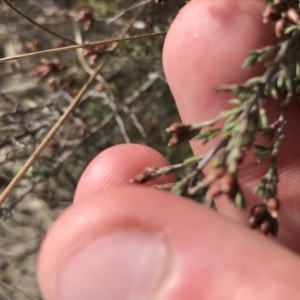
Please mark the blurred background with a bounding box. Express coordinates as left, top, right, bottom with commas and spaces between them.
0, 0, 191, 298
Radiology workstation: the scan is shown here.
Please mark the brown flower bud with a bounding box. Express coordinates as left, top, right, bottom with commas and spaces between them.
46, 76, 60, 90
266, 198, 280, 218
206, 180, 222, 200
263, 6, 280, 23
248, 216, 257, 228
203, 167, 225, 185
287, 8, 300, 24
260, 221, 271, 235
249, 203, 279, 235
220, 173, 236, 194
95, 84, 105, 92
76, 9, 92, 22
25, 39, 38, 52
275, 18, 286, 38
131, 166, 158, 184
251, 204, 266, 221
166, 122, 197, 146
166, 122, 183, 132
261, 218, 278, 236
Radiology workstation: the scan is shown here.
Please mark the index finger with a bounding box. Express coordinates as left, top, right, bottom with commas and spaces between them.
164, 0, 275, 127
163, 0, 300, 251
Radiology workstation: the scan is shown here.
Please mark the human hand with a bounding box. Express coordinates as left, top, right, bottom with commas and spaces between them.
38, 1, 300, 299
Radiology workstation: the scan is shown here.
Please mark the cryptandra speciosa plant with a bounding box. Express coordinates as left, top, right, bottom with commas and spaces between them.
133, 0, 300, 236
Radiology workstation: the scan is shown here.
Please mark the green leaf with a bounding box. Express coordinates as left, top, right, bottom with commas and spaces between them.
183, 155, 203, 164
276, 72, 285, 88
221, 108, 241, 118
225, 114, 236, 124
171, 179, 187, 195
234, 191, 246, 210
246, 76, 262, 85
257, 49, 274, 62
285, 78, 293, 92
193, 129, 219, 144
228, 98, 242, 106
211, 158, 221, 169
259, 109, 268, 129
262, 127, 275, 141
270, 86, 278, 99
222, 121, 237, 135
242, 52, 258, 69
254, 144, 272, 162
284, 24, 299, 35
265, 60, 277, 68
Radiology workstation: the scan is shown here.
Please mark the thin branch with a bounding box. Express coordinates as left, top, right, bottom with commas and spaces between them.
2, 0, 77, 45
121, 104, 146, 138
106, 0, 152, 23
101, 92, 130, 143
70, 15, 106, 84
124, 73, 159, 105
0, 5, 146, 205
242, 27, 300, 119
0, 32, 166, 63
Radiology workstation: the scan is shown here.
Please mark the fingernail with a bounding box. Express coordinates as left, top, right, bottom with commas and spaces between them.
58, 228, 170, 300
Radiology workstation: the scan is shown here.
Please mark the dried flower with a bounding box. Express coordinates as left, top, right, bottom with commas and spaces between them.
275, 18, 286, 38
266, 198, 280, 218
166, 122, 199, 146
76, 8, 94, 31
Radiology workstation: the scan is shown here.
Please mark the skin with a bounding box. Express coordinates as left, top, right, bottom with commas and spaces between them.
38, 0, 300, 299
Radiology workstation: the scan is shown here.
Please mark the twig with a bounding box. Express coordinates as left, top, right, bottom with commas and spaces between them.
186, 137, 230, 196
2, 0, 77, 45
242, 27, 300, 119
0, 32, 167, 63
70, 15, 106, 84
124, 72, 159, 105
0, 5, 146, 205
106, 0, 152, 23
101, 92, 130, 143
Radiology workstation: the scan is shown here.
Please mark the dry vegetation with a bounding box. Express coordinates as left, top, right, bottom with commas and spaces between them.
0, 1, 189, 298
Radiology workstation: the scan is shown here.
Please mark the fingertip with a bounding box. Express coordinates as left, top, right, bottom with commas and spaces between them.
163, 0, 275, 125
74, 144, 175, 203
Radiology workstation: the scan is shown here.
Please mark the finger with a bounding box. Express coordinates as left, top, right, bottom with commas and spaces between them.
163, 0, 300, 250
163, 0, 276, 126
38, 187, 300, 300
74, 144, 175, 203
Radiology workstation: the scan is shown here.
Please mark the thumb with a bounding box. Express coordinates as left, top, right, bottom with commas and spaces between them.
38, 187, 300, 300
